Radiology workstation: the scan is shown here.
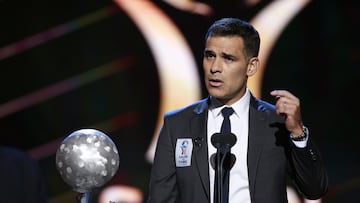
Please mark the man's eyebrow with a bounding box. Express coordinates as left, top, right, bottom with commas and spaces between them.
222, 52, 235, 59
204, 50, 213, 54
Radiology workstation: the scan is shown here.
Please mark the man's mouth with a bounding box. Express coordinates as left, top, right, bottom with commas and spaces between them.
208, 79, 223, 87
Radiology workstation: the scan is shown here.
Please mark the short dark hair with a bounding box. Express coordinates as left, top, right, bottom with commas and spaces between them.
205, 18, 260, 59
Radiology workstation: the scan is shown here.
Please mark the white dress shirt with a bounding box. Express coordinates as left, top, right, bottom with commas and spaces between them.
207, 88, 251, 203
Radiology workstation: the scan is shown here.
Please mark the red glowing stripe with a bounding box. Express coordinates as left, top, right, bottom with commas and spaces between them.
0, 5, 119, 61
0, 56, 136, 118
28, 111, 139, 160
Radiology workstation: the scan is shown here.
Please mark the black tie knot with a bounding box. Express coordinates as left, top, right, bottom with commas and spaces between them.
221, 107, 234, 118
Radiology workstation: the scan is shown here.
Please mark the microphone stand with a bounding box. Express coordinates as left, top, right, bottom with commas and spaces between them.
211, 133, 237, 203
216, 146, 232, 203
216, 147, 223, 203
77, 192, 91, 203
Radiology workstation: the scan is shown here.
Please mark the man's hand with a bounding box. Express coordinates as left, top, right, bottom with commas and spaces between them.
270, 90, 303, 136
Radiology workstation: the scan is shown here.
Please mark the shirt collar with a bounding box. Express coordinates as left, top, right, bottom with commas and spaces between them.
209, 88, 251, 118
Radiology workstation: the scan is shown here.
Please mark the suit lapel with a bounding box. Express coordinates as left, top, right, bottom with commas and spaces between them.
191, 99, 210, 200
247, 96, 266, 200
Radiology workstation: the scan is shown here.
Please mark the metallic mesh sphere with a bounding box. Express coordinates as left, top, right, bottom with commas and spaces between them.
55, 129, 120, 193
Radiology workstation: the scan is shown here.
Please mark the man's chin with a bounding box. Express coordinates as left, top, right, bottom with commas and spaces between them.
208, 89, 225, 98
209, 93, 227, 102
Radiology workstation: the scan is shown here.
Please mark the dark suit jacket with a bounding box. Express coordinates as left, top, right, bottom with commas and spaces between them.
0, 146, 49, 203
148, 95, 328, 203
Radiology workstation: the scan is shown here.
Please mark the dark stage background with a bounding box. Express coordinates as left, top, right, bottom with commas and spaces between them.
0, 0, 359, 202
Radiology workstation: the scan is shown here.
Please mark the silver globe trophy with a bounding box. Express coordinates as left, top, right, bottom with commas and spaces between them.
56, 129, 120, 203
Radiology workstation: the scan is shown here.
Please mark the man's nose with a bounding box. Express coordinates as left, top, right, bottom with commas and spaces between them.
210, 59, 222, 73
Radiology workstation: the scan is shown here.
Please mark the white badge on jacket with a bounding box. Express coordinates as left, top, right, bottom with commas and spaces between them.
175, 138, 193, 167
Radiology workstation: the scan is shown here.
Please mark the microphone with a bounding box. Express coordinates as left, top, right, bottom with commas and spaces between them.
211, 133, 237, 149
210, 133, 237, 169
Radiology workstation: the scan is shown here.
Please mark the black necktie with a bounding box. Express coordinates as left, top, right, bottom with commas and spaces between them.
221, 107, 234, 134
215, 107, 234, 203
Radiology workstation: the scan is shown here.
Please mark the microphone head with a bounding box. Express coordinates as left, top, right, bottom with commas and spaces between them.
211, 133, 237, 149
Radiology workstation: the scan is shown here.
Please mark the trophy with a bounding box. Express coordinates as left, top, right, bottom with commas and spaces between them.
56, 129, 120, 203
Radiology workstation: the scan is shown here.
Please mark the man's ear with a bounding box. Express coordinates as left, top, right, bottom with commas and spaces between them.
247, 57, 259, 76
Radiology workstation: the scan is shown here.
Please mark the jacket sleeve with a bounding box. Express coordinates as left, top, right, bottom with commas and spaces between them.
289, 137, 329, 199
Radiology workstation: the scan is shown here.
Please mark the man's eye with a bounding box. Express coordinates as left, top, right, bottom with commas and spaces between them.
205, 53, 215, 59
224, 57, 234, 62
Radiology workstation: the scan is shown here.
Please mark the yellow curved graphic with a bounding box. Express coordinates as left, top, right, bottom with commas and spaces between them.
249, 0, 311, 98
114, 0, 201, 163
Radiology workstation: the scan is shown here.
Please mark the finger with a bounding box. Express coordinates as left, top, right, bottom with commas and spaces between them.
276, 100, 298, 117
274, 93, 300, 110
275, 100, 287, 115
270, 90, 297, 100
276, 97, 291, 105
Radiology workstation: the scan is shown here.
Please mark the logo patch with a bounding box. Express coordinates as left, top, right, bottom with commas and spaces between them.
175, 138, 193, 167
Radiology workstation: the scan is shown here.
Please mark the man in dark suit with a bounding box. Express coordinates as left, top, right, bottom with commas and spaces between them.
147, 18, 328, 203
